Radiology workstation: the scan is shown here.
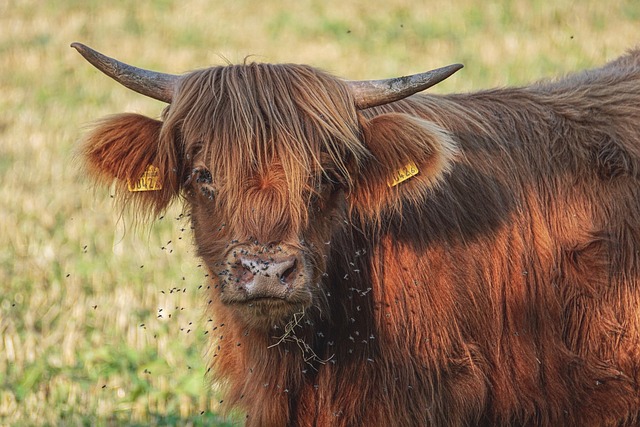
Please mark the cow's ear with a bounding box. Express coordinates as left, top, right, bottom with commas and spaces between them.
80, 113, 181, 218
349, 113, 457, 219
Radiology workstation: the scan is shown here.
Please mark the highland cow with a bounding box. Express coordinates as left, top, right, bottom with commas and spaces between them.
73, 42, 640, 426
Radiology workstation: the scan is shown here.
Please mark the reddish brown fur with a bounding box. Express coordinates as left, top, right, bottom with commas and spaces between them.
79, 49, 640, 426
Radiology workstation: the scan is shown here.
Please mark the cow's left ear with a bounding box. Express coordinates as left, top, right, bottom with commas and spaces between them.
80, 113, 182, 219
349, 113, 457, 218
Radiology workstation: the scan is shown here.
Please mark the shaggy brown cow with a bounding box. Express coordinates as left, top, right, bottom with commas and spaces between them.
73, 42, 640, 426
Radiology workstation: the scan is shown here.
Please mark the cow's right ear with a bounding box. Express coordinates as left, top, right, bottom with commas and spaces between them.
348, 112, 457, 220
80, 113, 181, 217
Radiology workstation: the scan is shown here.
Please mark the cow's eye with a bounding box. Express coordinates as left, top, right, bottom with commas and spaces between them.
320, 169, 346, 190
185, 167, 216, 200
195, 168, 212, 185
320, 171, 336, 187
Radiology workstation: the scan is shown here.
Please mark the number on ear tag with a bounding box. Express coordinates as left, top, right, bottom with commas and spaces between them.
388, 162, 419, 187
127, 165, 162, 192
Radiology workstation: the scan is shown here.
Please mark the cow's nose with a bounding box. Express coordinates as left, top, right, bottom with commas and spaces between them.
240, 255, 297, 284
235, 254, 300, 297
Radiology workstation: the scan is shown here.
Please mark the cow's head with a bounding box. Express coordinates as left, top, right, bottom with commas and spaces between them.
74, 43, 460, 328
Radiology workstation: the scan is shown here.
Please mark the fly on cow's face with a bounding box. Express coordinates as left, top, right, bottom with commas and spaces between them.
195, 168, 212, 184
185, 166, 216, 200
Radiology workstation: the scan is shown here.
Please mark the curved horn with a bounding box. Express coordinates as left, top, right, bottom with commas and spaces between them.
71, 42, 179, 103
348, 63, 463, 110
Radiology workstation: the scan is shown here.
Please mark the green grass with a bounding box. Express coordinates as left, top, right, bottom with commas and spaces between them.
1, 0, 638, 425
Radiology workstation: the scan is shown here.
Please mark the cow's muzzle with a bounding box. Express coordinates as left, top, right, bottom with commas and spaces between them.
233, 253, 300, 299
218, 244, 313, 312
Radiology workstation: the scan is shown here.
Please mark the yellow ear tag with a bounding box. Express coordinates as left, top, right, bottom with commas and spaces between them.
388, 161, 419, 187
127, 165, 163, 192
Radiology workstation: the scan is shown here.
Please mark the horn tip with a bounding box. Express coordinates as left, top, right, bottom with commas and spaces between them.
443, 63, 464, 78
70, 42, 88, 53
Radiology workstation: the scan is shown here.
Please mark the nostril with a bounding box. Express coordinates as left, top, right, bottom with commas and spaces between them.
278, 259, 298, 285
234, 261, 254, 285
240, 258, 257, 272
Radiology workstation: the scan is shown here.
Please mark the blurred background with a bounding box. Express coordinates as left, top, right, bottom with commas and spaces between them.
1, 0, 638, 425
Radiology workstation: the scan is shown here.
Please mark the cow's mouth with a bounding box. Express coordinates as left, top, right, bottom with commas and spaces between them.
245, 296, 289, 306
226, 292, 311, 309
227, 295, 310, 327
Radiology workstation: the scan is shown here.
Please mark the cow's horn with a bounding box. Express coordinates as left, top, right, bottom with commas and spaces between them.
71, 42, 179, 103
348, 63, 463, 110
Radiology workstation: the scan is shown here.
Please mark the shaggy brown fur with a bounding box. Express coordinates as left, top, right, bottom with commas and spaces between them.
80, 49, 640, 426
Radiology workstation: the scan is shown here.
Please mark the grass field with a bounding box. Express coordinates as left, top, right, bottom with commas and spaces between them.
1, 0, 638, 425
